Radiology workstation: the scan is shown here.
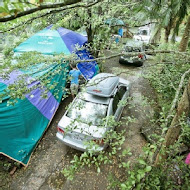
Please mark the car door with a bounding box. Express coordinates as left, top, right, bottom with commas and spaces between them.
112, 85, 128, 121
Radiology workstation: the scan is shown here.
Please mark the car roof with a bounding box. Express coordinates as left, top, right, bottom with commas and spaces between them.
139, 26, 150, 30
86, 73, 119, 97
78, 92, 111, 105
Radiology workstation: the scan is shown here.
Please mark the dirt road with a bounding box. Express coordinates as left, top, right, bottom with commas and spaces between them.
2, 51, 156, 190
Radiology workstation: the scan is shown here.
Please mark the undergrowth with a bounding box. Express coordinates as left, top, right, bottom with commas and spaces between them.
62, 43, 190, 189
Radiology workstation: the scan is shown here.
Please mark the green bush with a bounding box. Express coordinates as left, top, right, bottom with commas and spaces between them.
181, 118, 190, 147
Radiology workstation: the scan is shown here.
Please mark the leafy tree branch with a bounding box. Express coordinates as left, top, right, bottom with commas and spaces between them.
0, 0, 83, 22
0, 0, 101, 33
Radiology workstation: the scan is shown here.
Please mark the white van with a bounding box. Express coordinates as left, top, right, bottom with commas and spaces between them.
133, 26, 151, 44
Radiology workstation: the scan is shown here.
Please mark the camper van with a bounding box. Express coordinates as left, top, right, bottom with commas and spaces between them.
133, 26, 151, 44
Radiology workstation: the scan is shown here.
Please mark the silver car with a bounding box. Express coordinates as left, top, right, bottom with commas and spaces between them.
56, 73, 131, 152
119, 40, 146, 67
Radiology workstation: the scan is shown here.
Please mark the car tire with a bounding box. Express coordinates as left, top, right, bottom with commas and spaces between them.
119, 57, 143, 67
133, 61, 143, 67
119, 57, 126, 64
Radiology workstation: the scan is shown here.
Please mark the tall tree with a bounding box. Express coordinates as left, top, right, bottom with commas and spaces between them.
136, 0, 190, 43
179, 15, 190, 52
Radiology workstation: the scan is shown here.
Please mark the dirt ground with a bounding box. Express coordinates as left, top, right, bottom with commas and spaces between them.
0, 49, 157, 190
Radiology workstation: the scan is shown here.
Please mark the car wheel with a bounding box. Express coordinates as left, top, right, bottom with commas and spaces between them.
119, 57, 143, 67
119, 57, 126, 64
133, 61, 143, 67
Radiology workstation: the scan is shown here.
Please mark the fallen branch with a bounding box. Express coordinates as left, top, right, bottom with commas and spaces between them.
166, 68, 190, 125
75, 50, 190, 63
129, 21, 158, 28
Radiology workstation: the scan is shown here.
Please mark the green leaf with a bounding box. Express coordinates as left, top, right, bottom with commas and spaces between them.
137, 174, 141, 182
150, 145, 156, 149
138, 159, 146, 165
145, 166, 152, 172
121, 183, 127, 189
137, 169, 145, 175
0, 7, 9, 13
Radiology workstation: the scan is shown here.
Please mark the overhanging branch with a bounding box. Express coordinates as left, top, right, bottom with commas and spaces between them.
0, 0, 101, 33
0, 0, 82, 22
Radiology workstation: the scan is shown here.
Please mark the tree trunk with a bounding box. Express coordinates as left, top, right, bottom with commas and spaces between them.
164, 18, 174, 43
164, 26, 171, 43
85, 7, 99, 57
171, 30, 176, 44
86, 8, 93, 44
86, 26, 93, 45
151, 27, 161, 44
165, 80, 190, 147
155, 78, 190, 164
179, 16, 190, 52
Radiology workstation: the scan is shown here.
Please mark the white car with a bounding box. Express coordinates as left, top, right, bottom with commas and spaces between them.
56, 73, 131, 152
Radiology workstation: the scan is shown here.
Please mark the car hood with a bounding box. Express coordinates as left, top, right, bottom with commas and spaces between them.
58, 116, 107, 138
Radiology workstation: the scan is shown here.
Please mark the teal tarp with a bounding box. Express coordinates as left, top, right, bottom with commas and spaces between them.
0, 63, 68, 165
0, 27, 96, 165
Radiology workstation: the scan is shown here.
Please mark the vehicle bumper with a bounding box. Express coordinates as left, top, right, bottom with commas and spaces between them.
56, 132, 106, 152
119, 57, 143, 66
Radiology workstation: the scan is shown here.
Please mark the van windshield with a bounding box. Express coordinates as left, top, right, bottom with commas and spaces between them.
138, 30, 148, 35
67, 99, 108, 126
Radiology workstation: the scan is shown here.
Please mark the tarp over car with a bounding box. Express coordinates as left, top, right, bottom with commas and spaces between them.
0, 27, 98, 166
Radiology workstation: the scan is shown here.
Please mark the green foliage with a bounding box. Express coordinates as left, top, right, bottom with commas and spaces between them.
62, 113, 136, 180
135, 0, 190, 37
109, 142, 190, 190
62, 128, 125, 180
145, 43, 190, 112
0, 1, 190, 189
180, 117, 190, 147
0, 50, 72, 105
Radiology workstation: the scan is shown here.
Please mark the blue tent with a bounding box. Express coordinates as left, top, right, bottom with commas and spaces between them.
14, 26, 98, 80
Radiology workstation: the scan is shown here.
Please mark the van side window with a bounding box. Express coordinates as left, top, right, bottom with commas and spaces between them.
113, 86, 126, 114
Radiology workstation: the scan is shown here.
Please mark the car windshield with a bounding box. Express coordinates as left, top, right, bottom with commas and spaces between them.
66, 99, 108, 126
125, 46, 141, 52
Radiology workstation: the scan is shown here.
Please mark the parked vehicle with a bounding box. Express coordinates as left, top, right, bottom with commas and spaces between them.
119, 40, 146, 67
133, 26, 151, 44
56, 73, 131, 152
